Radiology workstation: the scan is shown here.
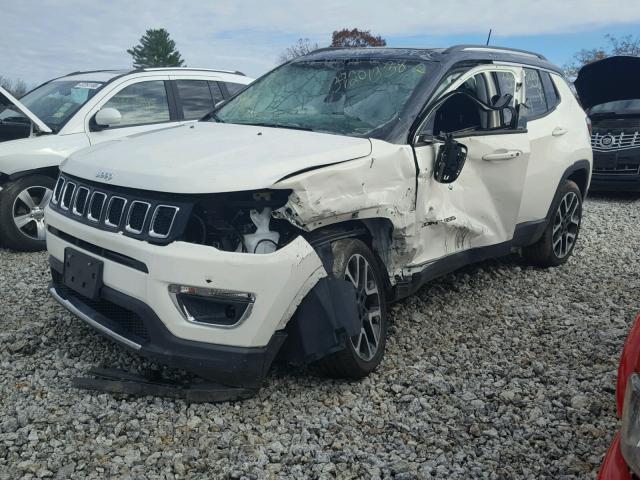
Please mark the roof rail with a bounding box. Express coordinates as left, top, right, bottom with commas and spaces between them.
443, 44, 547, 60
140, 67, 246, 76
63, 69, 127, 77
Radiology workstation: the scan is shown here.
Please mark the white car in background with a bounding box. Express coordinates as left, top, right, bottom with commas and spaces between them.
0, 68, 252, 251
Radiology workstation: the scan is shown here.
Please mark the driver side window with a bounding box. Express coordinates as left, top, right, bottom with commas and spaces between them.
422, 70, 517, 137
431, 73, 488, 136
101, 81, 170, 127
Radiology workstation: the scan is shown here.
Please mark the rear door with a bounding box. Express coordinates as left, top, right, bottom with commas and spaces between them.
170, 77, 225, 122
409, 66, 531, 268
85, 76, 179, 145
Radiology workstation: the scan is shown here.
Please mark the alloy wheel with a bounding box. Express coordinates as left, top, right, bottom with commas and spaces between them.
552, 191, 580, 259
344, 253, 383, 361
12, 186, 53, 241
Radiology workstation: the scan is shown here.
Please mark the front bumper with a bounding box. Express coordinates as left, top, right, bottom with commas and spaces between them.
590, 173, 640, 192
49, 266, 285, 388
598, 433, 632, 480
45, 206, 327, 382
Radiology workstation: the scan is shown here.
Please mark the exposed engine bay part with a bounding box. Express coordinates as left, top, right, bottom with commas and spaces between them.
181, 189, 299, 253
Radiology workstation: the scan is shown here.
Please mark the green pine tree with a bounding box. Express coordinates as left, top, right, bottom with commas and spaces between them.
127, 28, 185, 68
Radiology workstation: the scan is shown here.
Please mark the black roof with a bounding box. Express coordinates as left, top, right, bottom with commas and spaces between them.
296, 45, 562, 74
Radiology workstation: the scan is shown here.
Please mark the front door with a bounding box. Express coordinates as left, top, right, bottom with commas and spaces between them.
407, 66, 531, 271
86, 77, 180, 145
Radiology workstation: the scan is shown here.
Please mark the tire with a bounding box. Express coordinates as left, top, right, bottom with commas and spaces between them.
523, 179, 582, 267
315, 239, 388, 378
0, 175, 55, 251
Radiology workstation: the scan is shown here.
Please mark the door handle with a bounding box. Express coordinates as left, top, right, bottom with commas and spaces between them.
552, 127, 568, 136
482, 150, 522, 161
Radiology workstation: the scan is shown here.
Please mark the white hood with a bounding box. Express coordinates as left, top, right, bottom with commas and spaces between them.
61, 122, 373, 193
0, 85, 52, 134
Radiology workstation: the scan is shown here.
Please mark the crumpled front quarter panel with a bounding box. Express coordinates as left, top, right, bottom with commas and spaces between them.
274, 139, 418, 278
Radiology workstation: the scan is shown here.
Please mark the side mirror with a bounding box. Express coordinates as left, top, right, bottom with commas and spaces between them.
491, 93, 513, 110
94, 108, 122, 128
434, 134, 468, 183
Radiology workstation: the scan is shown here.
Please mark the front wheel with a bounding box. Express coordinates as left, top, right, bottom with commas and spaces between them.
523, 179, 583, 267
0, 175, 55, 251
315, 239, 388, 378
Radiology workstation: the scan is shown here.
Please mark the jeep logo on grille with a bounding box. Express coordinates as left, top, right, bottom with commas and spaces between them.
95, 170, 113, 181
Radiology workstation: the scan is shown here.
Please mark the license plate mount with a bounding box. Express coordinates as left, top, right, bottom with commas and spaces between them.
63, 248, 103, 300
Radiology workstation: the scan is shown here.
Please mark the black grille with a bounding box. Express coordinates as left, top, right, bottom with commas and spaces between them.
73, 187, 90, 216
106, 197, 126, 227
127, 201, 149, 233
151, 206, 179, 238
89, 192, 106, 222
49, 174, 191, 245
52, 271, 149, 342
61, 182, 76, 209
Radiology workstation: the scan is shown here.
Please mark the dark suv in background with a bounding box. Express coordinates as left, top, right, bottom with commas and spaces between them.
576, 56, 640, 191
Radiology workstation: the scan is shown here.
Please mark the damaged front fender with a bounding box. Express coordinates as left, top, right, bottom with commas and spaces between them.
273, 139, 419, 280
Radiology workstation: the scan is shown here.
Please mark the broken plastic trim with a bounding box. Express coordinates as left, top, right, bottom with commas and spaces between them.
73, 367, 256, 403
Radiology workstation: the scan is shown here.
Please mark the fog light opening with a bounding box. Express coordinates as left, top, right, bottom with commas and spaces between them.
168, 284, 255, 328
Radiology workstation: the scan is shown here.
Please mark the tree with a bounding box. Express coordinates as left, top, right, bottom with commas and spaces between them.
564, 34, 640, 77
330, 28, 386, 48
0, 76, 29, 98
127, 28, 185, 68
279, 38, 320, 63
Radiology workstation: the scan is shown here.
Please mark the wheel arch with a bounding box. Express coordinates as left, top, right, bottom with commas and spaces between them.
0, 167, 60, 190
303, 218, 395, 296
545, 160, 590, 221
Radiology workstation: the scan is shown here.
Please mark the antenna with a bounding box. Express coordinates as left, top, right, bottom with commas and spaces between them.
486, 29, 492, 45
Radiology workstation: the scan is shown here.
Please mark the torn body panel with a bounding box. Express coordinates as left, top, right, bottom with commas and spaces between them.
407, 133, 531, 274
273, 140, 418, 281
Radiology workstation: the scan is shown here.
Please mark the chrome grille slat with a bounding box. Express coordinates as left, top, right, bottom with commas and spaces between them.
87, 192, 107, 222
72, 187, 90, 216
60, 182, 76, 210
125, 201, 151, 234
52, 177, 65, 204
105, 196, 127, 228
591, 131, 640, 152
150, 205, 180, 239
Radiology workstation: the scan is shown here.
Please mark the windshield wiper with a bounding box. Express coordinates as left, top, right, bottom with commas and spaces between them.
239, 122, 313, 132
202, 110, 225, 123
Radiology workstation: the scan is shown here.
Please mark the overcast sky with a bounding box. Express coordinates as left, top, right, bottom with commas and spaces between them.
3, 0, 640, 85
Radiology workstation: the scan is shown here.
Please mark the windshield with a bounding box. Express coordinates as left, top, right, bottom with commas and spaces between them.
589, 99, 640, 116
0, 80, 104, 131
216, 59, 430, 136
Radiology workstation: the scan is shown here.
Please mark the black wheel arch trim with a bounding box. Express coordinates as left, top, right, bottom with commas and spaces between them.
4, 166, 60, 183
545, 159, 591, 221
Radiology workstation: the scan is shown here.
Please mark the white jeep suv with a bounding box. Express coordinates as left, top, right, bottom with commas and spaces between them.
0, 68, 252, 250
45, 46, 592, 396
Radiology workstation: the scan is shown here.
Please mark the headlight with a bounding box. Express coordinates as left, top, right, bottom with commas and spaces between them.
620, 373, 640, 475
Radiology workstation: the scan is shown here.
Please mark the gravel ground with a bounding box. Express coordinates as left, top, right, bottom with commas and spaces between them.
1, 193, 639, 479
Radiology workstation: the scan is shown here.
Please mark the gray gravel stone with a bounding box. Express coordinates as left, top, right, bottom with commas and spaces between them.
0, 193, 639, 479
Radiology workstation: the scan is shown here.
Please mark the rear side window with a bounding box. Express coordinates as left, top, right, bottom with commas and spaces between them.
492, 71, 517, 126
540, 72, 560, 110
224, 82, 245, 96
523, 68, 548, 118
208, 82, 225, 104
102, 81, 170, 127
175, 80, 215, 120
